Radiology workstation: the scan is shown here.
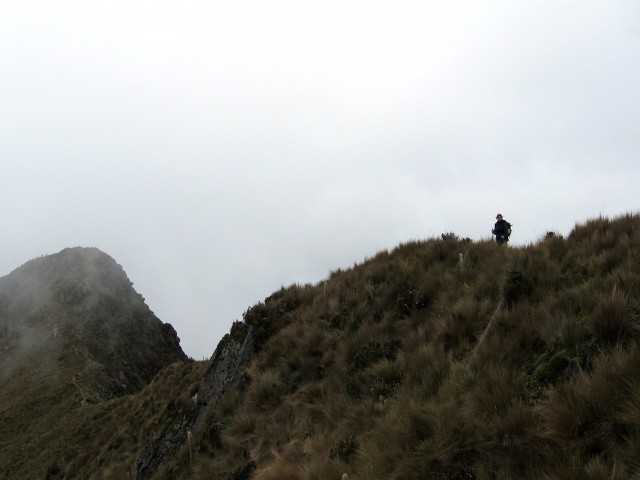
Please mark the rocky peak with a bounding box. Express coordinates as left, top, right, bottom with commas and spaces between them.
0, 247, 187, 401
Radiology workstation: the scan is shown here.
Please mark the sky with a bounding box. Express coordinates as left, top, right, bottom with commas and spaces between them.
1, 0, 639, 359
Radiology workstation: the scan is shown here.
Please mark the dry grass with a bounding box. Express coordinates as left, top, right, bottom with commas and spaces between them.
0, 358, 206, 480
5, 213, 640, 479
176, 214, 640, 480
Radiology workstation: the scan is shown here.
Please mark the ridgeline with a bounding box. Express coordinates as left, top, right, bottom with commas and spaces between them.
1, 214, 640, 479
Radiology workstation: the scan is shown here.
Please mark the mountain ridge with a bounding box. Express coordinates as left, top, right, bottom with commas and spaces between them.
2, 213, 640, 479
0, 246, 186, 400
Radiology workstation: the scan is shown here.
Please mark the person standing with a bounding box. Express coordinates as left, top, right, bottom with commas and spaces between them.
492, 213, 511, 245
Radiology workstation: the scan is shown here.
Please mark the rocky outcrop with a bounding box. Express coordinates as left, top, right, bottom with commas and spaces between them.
0, 247, 186, 398
136, 321, 255, 479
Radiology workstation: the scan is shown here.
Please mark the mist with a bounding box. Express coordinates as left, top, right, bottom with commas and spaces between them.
1, 1, 639, 358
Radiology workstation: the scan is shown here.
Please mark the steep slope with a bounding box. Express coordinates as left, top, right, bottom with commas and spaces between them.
0, 247, 187, 478
136, 321, 256, 479
2, 214, 640, 479
160, 213, 640, 480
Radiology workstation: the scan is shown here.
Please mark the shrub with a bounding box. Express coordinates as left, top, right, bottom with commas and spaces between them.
529, 349, 572, 391
329, 435, 358, 462
503, 267, 533, 307
345, 339, 401, 399
198, 416, 223, 452
363, 359, 403, 401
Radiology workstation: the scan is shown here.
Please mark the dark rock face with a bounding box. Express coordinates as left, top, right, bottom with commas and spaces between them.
0, 247, 186, 399
136, 322, 255, 479
195, 321, 255, 420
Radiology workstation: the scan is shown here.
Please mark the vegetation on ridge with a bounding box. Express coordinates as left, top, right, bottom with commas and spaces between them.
0, 247, 188, 479
2, 213, 640, 479
166, 213, 639, 479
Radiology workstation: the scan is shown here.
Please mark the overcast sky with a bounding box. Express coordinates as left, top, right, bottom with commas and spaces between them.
1, 1, 639, 359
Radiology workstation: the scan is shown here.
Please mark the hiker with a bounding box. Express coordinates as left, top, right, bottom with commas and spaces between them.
492, 213, 511, 245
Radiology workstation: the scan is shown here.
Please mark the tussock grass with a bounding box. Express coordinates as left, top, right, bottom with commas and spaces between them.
178, 214, 640, 480
7, 213, 640, 479
0, 358, 207, 480
246, 368, 285, 408
588, 287, 637, 345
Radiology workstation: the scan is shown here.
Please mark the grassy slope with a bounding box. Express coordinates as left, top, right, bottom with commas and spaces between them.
0, 348, 206, 480
177, 213, 640, 480
0, 247, 193, 479
3, 213, 640, 479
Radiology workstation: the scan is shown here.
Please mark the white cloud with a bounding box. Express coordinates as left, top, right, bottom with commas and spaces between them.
1, 0, 639, 358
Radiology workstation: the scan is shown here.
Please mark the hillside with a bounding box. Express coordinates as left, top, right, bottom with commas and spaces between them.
1, 214, 640, 479
169, 213, 640, 480
0, 247, 188, 478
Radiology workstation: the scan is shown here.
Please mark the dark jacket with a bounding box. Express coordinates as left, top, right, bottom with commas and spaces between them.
493, 219, 511, 238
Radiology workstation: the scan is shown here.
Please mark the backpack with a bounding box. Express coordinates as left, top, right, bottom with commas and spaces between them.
504, 222, 512, 238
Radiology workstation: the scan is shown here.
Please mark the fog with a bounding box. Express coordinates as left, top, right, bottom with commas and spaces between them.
1, 1, 639, 358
